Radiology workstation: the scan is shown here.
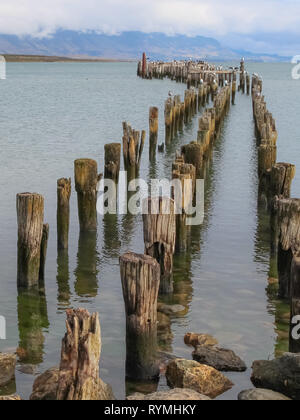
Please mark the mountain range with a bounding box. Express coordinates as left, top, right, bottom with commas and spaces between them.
0, 31, 287, 62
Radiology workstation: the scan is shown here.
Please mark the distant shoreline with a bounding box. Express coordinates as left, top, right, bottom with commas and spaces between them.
3, 54, 136, 63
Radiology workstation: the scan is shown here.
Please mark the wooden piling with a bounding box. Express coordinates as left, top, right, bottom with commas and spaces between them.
57, 178, 71, 250
17, 193, 45, 288
104, 143, 121, 183
39, 223, 49, 283
165, 99, 173, 144
56, 309, 113, 400
143, 197, 176, 294
274, 198, 300, 299
270, 163, 296, 199
74, 159, 98, 232
120, 252, 160, 381
149, 107, 159, 156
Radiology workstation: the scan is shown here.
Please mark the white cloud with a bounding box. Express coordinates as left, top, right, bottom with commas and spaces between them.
0, 0, 299, 37
0, 0, 299, 54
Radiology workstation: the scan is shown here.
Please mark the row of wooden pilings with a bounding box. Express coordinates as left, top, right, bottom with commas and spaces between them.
252, 75, 300, 353
16, 60, 234, 386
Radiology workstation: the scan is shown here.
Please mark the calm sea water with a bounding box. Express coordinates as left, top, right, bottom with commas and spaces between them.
0, 62, 299, 400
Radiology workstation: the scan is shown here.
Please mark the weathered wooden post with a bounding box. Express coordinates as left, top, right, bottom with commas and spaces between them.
232, 80, 236, 105
120, 252, 160, 381
172, 160, 196, 252
246, 73, 250, 95
74, 159, 98, 231
104, 143, 121, 184
17, 193, 45, 288
56, 309, 114, 400
123, 122, 146, 177
270, 163, 295, 199
57, 178, 71, 250
165, 99, 173, 144
149, 107, 159, 157
142, 52, 147, 79
143, 197, 176, 294
182, 142, 204, 177
39, 223, 49, 283
290, 256, 300, 353
258, 142, 277, 180
275, 198, 300, 299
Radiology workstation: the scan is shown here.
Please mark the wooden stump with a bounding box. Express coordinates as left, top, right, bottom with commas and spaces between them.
290, 256, 300, 353
270, 163, 296, 199
165, 99, 173, 144
74, 159, 98, 231
258, 142, 277, 179
17, 193, 45, 288
275, 198, 300, 299
57, 178, 71, 250
104, 143, 121, 183
56, 309, 113, 400
181, 142, 204, 177
120, 252, 160, 381
39, 224, 49, 283
149, 107, 159, 157
143, 197, 176, 294
123, 122, 145, 175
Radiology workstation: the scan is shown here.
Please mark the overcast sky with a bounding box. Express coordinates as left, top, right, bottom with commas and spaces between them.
0, 0, 299, 55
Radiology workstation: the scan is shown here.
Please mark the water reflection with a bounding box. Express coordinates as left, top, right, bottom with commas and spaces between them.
254, 191, 290, 358
74, 231, 99, 298
56, 250, 71, 312
17, 288, 49, 365
102, 214, 121, 258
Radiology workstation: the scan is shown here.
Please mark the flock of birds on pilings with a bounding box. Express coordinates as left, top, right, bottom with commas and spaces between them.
1, 54, 300, 401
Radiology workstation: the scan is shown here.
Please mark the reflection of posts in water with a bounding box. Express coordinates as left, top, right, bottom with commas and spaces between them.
74, 231, 99, 298
17, 288, 49, 365
120, 252, 160, 382
102, 213, 121, 258
56, 250, 71, 310
290, 257, 300, 353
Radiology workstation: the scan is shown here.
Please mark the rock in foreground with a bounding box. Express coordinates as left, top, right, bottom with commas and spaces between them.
0, 353, 16, 387
192, 346, 247, 372
251, 353, 300, 400
184, 333, 218, 348
127, 388, 211, 400
166, 358, 233, 399
30, 368, 60, 400
238, 389, 291, 401
158, 303, 186, 316
0, 395, 21, 401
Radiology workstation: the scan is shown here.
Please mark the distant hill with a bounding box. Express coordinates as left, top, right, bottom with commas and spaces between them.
0, 31, 287, 62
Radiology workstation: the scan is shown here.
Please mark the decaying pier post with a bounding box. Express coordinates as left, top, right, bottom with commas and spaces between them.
17, 193, 45, 288
149, 107, 159, 157
172, 157, 196, 252
123, 122, 145, 177
290, 256, 300, 353
104, 143, 121, 183
274, 198, 300, 299
270, 163, 296, 199
143, 197, 176, 294
74, 159, 99, 231
57, 178, 71, 250
120, 252, 160, 381
55, 309, 114, 400
165, 99, 173, 144
182, 142, 204, 178
39, 223, 49, 283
